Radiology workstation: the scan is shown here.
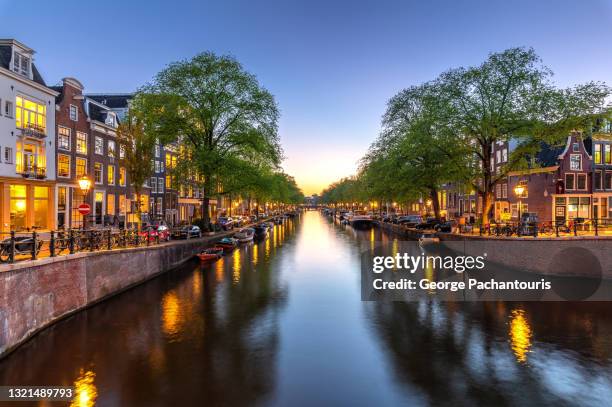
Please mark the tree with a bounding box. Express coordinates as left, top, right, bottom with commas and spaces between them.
137, 52, 282, 229
439, 47, 610, 223
116, 108, 157, 227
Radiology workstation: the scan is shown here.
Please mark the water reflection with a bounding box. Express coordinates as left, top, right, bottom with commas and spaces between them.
509, 308, 532, 363
0, 213, 611, 406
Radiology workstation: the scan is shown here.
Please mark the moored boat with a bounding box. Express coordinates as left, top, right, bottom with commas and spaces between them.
254, 225, 268, 239
216, 237, 238, 252
234, 228, 255, 243
349, 211, 373, 229
197, 247, 224, 262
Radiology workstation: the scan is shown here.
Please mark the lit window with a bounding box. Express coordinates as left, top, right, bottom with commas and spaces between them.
57, 154, 70, 177
69, 104, 78, 121
16, 96, 46, 133
108, 165, 115, 185
76, 157, 87, 177
76, 132, 88, 154
108, 140, 116, 158
606, 145, 611, 164
58, 126, 71, 150
95, 137, 103, 155
594, 144, 602, 164
94, 162, 103, 184
165, 175, 171, 189
119, 167, 126, 186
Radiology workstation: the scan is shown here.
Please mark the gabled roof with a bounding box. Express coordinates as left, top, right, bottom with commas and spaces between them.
0, 44, 47, 87
87, 94, 133, 109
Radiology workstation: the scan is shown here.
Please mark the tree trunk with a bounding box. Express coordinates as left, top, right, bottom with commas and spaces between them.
202, 179, 212, 230
429, 188, 441, 219
481, 190, 494, 226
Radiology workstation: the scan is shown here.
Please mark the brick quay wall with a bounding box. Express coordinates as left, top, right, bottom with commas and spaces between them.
0, 235, 223, 358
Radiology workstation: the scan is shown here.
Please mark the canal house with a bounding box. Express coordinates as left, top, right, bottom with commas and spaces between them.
0, 39, 57, 232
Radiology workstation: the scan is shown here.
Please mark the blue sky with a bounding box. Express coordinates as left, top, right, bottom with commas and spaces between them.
1, 0, 611, 194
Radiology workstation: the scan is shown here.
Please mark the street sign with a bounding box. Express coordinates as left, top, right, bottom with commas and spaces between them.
78, 203, 91, 216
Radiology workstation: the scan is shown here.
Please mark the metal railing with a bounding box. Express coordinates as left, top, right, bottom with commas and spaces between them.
471, 218, 612, 238
0, 228, 164, 264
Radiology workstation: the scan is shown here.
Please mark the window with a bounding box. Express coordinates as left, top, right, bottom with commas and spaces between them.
166, 175, 171, 189
16, 96, 46, 132
119, 167, 126, 186
4, 101, 12, 117
606, 172, 612, 190
565, 173, 575, 190
155, 144, 160, 158
569, 154, 581, 171
95, 137, 104, 155
502, 148, 508, 163
57, 154, 70, 177
606, 145, 612, 164
595, 171, 602, 190
119, 195, 127, 215
594, 144, 602, 164
12, 52, 30, 76
69, 104, 78, 121
158, 177, 164, 193
76, 157, 87, 177
495, 183, 501, 198
576, 174, 587, 190
502, 183, 508, 198
155, 161, 160, 173
107, 194, 115, 216
165, 153, 172, 168
496, 150, 501, 164
107, 165, 115, 185
150, 177, 157, 193
58, 126, 71, 150
76, 132, 88, 154
572, 142, 580, 152
4, 147, 13, 164
119, 144, 125, 159
108, 140, 116, 158
160, 160, 164, 172
94, 162, 103, 184
156, 197, 163, 215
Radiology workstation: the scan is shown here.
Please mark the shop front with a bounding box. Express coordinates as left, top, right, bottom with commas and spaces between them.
0, 180, 56, 232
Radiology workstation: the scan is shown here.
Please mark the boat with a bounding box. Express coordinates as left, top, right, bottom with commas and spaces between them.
234, 228, 255, 243
418, 232, 440, 246
254, 225, 268, 239
275, 217, 283, 225
216, 237, 238, 252
349, 211, 374, 229
197, 247, 224, 262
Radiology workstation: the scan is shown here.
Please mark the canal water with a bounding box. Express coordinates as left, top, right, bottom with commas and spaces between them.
1, 211, 611, 406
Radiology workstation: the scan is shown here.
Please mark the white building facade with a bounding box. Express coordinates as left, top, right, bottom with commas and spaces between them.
0, 39, 57, 231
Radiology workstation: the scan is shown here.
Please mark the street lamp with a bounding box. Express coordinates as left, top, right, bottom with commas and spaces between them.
514, 184, 526, 223
78, 175, 92, 229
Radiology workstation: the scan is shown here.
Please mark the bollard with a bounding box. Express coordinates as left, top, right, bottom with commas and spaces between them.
555, 222, 559, 238
573, 221, 577, 236
595, 218, 598, 237
69, 229, 75, 254
9, 231, 15, 264
31, 231, 37, 260
123, 228, 128, 248
107, 229, 112, 250
50, 230, 56, 257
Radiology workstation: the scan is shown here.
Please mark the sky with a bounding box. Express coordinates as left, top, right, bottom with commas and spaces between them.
1, 0, 612, 195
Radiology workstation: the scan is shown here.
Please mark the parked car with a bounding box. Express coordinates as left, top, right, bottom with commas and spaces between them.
397, 215, 423, 227
249, 215, 258, 223
434, 220, 457, 233
415, 218, 442, 230
218, 217, 234, 230
172, 225, 202, 239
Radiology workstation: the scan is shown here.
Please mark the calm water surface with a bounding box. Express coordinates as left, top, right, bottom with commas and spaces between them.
1, 211, 611, 406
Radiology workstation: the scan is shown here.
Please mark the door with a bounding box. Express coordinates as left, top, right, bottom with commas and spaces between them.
94, 191, 105, 226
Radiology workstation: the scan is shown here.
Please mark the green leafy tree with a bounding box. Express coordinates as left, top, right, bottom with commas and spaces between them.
116, 109, 157, 227
137, 52, 282, 228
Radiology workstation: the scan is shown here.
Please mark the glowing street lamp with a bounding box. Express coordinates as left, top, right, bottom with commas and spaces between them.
514, 184, 527, 222
78, 175, 91, 193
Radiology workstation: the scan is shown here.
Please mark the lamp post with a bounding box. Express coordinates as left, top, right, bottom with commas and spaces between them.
514, 183, 526, 224
78, 175, 92, 229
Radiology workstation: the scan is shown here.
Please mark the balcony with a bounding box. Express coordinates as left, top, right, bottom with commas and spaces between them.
18, 166, 47, 180
19, 124, 46, 139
